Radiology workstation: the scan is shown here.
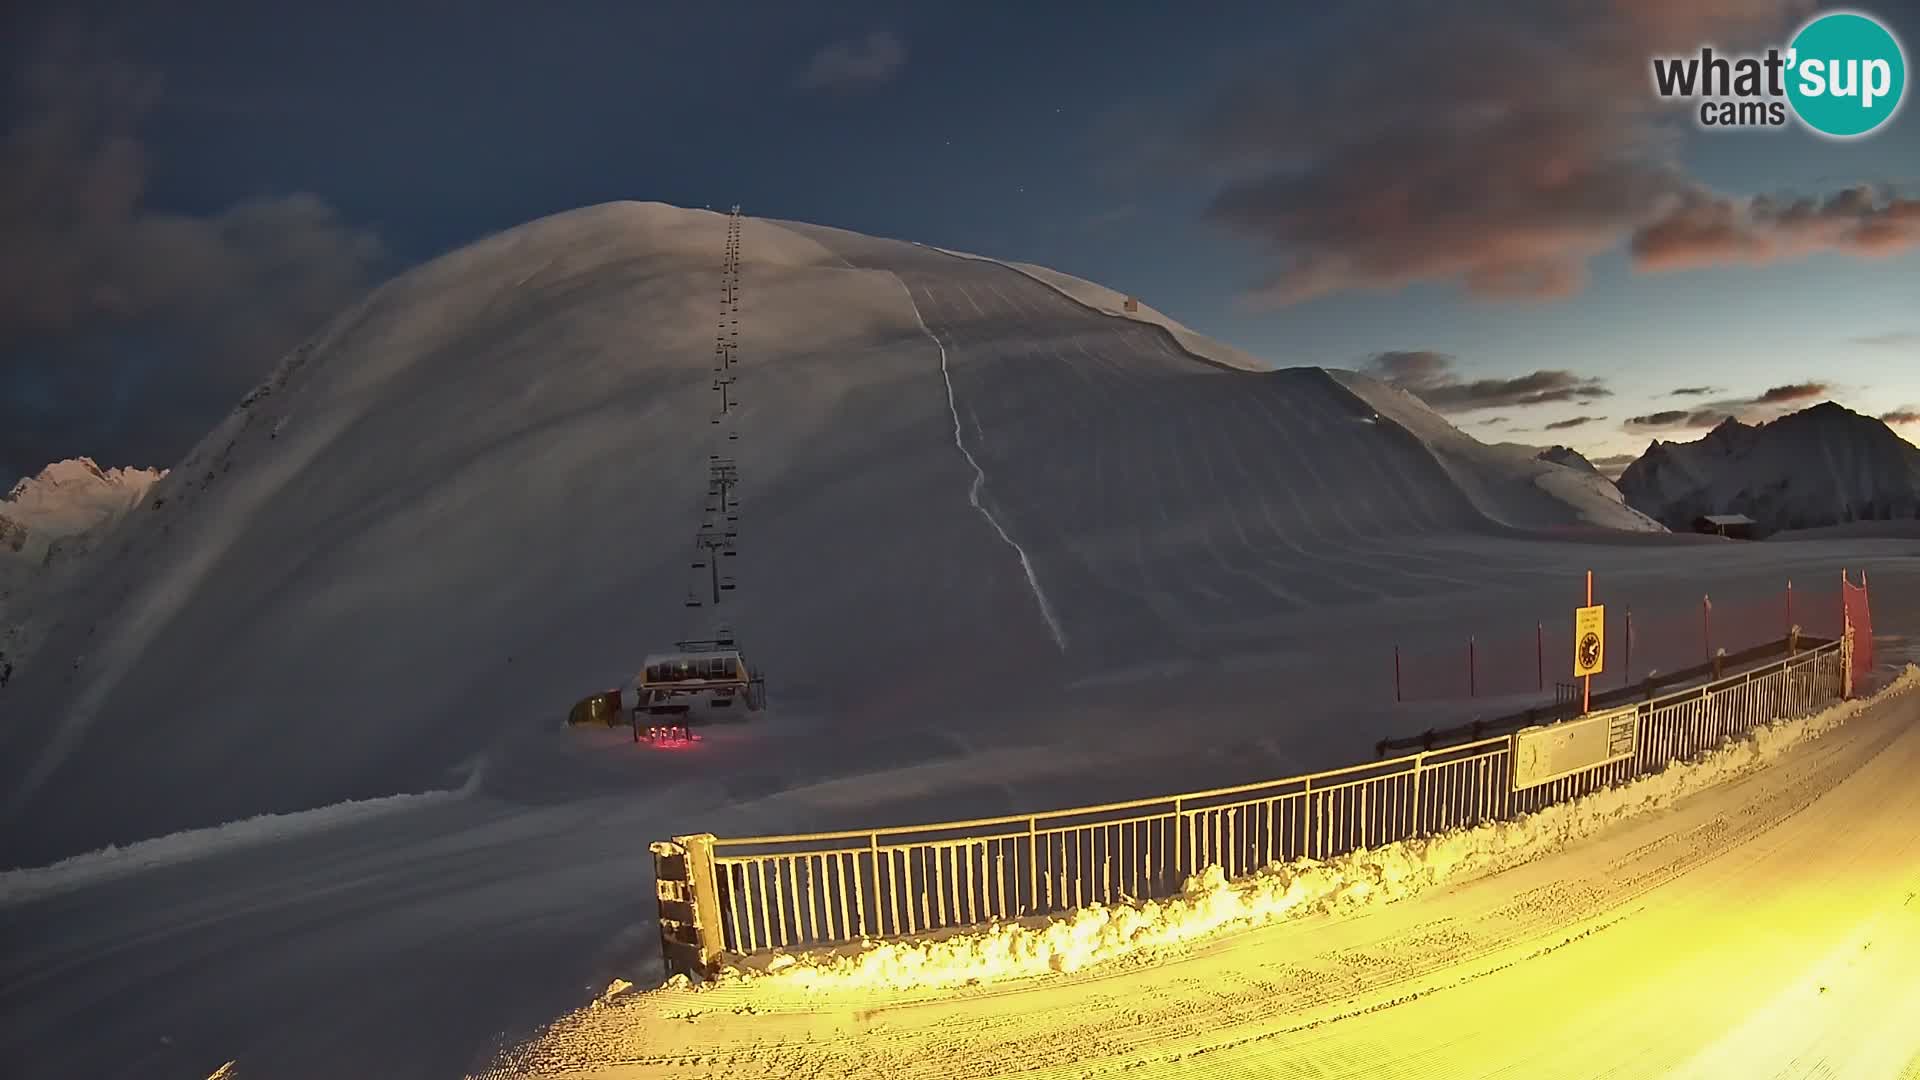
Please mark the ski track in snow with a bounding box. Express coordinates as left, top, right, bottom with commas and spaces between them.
892, 272, 1068, 652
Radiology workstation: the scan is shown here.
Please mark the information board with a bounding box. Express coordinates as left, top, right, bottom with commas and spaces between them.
1511, 705, 1638, 791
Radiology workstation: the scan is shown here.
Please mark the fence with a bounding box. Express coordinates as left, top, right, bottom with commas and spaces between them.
654, 631, 1854, 977
1379, 630, 1829, 758
1392, 580, 1845, 703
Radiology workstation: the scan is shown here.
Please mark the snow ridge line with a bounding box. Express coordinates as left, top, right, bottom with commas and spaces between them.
922, 244, 1258, 376
0, 756, 487, 908
890, 273, 1068, 652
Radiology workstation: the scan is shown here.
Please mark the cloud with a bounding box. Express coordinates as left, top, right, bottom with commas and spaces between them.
1751, 382, 1827, 404
1625, 408, 1732, 430
1631, 186, 1920, 272
1853, 330, 1919, 348
0, 21, 385, 480
1882, 408, 1920, 426
795, 32, 906, 91
1622, 380, 1835, 433
1477, 416, 1511, 426
1544, 415, 1602, 430
1365, 350, 1610, 413
1162, 1, 1920, 306
1669, 386, 1720, 396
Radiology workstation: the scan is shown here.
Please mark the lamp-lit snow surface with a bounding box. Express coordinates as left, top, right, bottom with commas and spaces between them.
495, 668, 1920, 1078
1, 203, 1915, 1079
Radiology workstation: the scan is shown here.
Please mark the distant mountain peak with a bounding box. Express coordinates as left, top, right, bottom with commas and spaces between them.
1, 458, 166, 558
7, 457, 163, 504
1536, 445, 1599, 475
1616, 401, 1920, 532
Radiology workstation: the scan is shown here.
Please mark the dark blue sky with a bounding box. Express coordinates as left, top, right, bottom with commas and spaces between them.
4, 0, 1918, 486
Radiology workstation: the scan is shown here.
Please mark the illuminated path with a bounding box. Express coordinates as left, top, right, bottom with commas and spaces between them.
495, 681, 1920, 1079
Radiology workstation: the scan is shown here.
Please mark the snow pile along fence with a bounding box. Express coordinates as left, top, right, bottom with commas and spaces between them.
652, 629, 1859, 980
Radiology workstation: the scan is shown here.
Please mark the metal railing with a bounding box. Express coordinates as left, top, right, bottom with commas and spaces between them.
656, 634, 1849, 975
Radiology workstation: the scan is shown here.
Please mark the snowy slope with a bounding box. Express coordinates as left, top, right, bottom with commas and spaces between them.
1617, 403, 1920, 532
929, 246, 1270, 372
0, 201, 1798, 870
1329, 371, 1666, 533
3, 200, 1917, 1080
3, 201, 1056, 864
935, 245, 1658, 534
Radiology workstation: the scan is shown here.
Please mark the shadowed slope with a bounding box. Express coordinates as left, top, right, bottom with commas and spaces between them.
4, 204, 1652, 869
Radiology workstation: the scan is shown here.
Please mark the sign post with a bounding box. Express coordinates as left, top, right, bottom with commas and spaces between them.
1573, 570, 1605, 714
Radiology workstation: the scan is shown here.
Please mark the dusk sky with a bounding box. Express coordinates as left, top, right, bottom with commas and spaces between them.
4, 0, 1918, 486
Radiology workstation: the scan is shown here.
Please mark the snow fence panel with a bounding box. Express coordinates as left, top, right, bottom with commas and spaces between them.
678, 637, 1849, 963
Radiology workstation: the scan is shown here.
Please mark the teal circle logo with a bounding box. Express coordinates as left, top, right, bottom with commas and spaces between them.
1786, 11, 1907, 138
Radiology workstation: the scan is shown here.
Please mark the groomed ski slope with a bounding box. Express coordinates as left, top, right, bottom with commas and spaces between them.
3, 201, 1687, 869
494, 668, 1920, 1079
2, 202, 1916, 1080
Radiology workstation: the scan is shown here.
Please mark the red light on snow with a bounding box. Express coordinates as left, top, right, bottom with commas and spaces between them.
639, 725, 703, 749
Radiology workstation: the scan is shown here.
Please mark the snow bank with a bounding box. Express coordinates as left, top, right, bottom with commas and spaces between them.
714, 665, 1919, 993
0, 759, 484, 907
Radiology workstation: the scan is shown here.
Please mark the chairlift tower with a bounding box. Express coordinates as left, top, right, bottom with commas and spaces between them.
691, 527, 737, 605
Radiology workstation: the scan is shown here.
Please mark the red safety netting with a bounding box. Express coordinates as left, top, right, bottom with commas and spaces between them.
1844, 569, 1874, 688
1392, 580, 1850, 705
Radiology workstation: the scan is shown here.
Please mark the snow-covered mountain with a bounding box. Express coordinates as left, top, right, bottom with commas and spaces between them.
0, 458, 165, 693
1, 201, 1687, 867
1, 458, 165, 567
1537, 445, 1600, 475
1616, 403, 1920, 533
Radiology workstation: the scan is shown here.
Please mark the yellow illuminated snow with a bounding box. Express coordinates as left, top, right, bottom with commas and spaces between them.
486, 665, 1920, 1078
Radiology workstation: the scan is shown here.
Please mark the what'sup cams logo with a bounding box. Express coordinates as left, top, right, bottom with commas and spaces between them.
1652, 9, 1907, 137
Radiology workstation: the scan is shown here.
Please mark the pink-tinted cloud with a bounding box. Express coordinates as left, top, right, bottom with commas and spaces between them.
1752, 382, 1828, 404
1172, 0, 1920, 305
1632, 187, 1920, 271
1882, 408, 1920, 426
1624, 380, 1838, 431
